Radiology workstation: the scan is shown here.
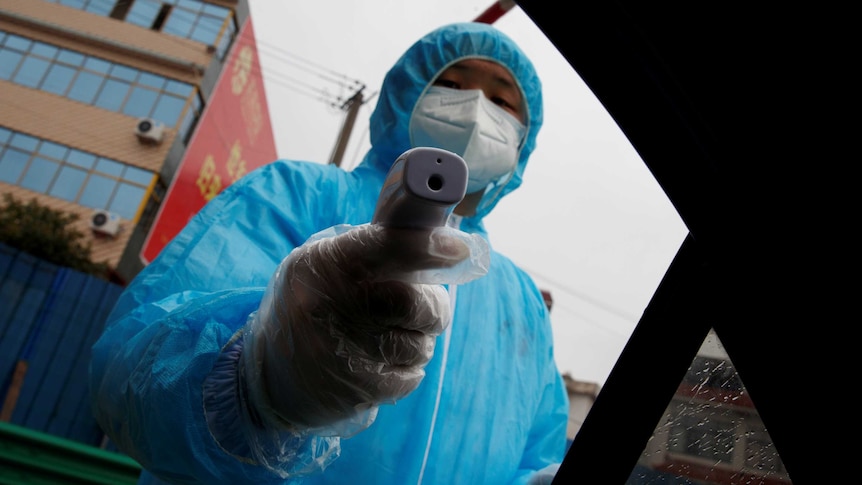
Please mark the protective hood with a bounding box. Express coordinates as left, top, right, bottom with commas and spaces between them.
358, 22, 543, 227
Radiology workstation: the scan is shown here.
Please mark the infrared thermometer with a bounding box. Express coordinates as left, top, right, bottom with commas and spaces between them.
372, 147, 468, 229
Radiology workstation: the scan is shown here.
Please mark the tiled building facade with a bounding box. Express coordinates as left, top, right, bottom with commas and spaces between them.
0, 0, 247, 283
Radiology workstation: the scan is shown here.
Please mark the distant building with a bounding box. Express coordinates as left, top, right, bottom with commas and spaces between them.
563, 373, 600, 444
632, 329, 791, 484
560, 331, 790, 484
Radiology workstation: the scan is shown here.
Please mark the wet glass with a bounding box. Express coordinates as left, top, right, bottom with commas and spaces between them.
626, 329, 791, 484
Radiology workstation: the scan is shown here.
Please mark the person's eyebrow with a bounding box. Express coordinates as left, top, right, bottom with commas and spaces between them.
447, 61, 516, 83
444, 63, 470, 76
487, 69, 521, 100
493, 73, 518, 90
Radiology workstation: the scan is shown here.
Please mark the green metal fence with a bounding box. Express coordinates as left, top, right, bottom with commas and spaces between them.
0, 420, 141, 484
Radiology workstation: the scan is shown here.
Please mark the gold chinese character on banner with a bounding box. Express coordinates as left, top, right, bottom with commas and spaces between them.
196, 155, 222, 201
232, 46, 253, 95
226, 141, 247, 182
241, 82, 263, 141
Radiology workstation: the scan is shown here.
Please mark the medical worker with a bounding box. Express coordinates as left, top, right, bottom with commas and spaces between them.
90, 22, 569, 484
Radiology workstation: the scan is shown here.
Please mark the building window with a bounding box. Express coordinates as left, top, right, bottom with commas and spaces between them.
45, 0, 238, 59
745, 429, 787, 475
0, 126, 156, 221
52, 0, 116, 16
682, 355, 744, 392
667, 413, 736, 463
0, 30, 203, 143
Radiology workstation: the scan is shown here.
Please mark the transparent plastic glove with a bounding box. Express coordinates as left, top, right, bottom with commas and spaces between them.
244, 223, 488, 435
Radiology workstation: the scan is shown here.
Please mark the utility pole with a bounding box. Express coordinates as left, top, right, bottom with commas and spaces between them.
473, 0, 516, 23
328, 87, 365, 167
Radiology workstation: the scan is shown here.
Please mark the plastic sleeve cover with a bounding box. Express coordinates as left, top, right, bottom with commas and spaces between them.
202, 327, 341, 479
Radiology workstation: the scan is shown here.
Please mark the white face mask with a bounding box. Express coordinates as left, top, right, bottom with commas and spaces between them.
409, 86, 526, 193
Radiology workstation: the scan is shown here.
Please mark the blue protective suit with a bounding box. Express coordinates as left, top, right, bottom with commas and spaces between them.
90, 22, 569, 484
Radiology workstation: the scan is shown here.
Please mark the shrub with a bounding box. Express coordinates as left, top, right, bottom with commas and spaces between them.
0, 193, 110, 279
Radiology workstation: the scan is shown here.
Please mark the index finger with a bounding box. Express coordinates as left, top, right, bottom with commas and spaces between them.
334, 224, 470, 278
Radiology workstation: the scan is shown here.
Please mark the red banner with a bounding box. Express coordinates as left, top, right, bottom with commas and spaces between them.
141, 18, 277, 264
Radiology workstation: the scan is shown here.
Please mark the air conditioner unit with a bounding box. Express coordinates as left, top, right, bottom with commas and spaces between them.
90, 209, 121, 237
135, 118, 164, 145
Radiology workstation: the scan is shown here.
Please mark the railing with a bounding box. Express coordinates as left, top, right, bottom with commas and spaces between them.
0, 420, 141, 484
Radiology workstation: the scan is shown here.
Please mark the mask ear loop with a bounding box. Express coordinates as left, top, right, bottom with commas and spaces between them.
499, 56, 530, 151
478, 76, 528, 217
468, 61, 529, 219
489, 68, 528, 199
514, 81, 529, 151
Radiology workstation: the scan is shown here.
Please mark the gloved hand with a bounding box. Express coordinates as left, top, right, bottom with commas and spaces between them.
243, 223, 487, 434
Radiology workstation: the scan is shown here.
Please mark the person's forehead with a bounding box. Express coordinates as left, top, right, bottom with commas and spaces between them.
445, 58, 518, 88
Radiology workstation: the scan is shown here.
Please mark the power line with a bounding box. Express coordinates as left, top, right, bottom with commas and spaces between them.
260, 69, 342, 106
522, 264, 640, 322
254, 39, 364, 91
253, 43, 366, 110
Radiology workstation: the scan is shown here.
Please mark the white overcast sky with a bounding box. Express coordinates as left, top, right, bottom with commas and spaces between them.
247, 0, 689, 386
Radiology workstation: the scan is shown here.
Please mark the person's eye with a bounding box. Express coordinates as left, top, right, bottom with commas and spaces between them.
491, 96, 522, 117
434, 79, 460, 89
490, 96, 512, 109
490, 96, 523, 121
